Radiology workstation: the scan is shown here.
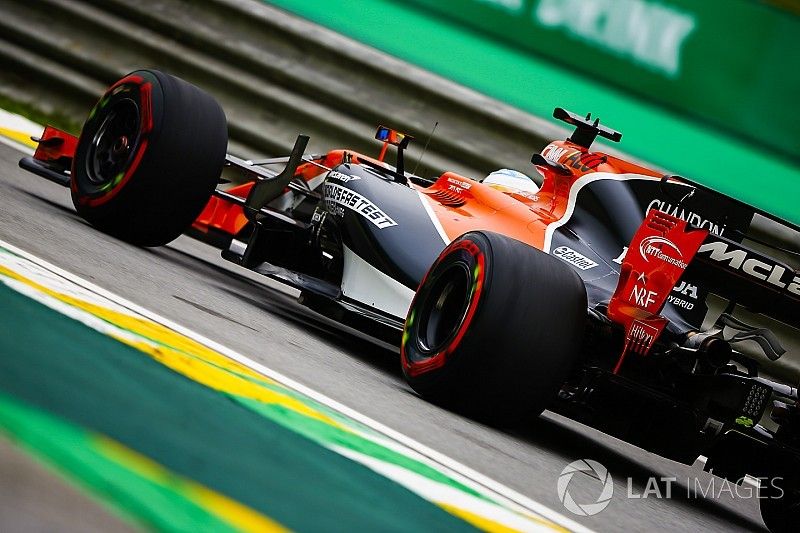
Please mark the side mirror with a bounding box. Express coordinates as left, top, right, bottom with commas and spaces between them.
375, 125, 412, 149
375, 125, 413, 180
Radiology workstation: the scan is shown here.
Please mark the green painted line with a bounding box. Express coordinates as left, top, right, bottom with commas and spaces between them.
43, 266, 497, 506
264, 0, 800, 226
0, 393, 240, 533
238, 396, 488, 501
104, 327, 491, 504
0, 277, 478, 531
37, 285, 495, 505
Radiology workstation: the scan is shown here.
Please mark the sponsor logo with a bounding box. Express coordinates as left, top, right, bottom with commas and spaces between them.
557, 459, 613, 516
697, 241, 800, 296
446, 177, 472, 190
639, 236, 688, 269
542, 144, 570, 163
667, 295, 694, 310
534, 0, 696, 78
553, 246, 598, 270
630, 320, 659, 352
328, 171, 361, 183
630, 285, 657, 308
667, 281, 698, 310
515, 190, 540, 201
323, 183, 397, 229
673, 281, 698, 299
541, 144, 602, 172
647, 199, 726, 236
615, 251, 701, 295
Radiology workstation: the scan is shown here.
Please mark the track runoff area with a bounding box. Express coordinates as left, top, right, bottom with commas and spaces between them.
0, 112, 586, 532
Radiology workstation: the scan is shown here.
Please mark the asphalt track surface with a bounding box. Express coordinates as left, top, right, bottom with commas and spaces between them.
0, 140, 769, 532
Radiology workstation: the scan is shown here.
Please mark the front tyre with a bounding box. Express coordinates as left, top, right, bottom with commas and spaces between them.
401, 231, 587, 425
71, 70, 227, 246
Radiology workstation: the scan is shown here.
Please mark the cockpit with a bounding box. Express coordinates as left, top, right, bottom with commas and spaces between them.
483, 168, 541, 195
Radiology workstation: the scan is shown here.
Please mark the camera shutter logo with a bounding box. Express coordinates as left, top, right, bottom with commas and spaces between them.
557, 459, 614, 516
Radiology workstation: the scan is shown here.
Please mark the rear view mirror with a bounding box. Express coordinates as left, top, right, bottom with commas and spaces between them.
375, 126, 412, 148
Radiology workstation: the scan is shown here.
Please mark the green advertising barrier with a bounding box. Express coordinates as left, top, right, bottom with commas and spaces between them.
265, 0, 800, 226
405, 0, 800, 163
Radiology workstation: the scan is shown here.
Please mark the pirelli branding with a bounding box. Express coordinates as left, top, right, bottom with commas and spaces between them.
323, 182, 397, 229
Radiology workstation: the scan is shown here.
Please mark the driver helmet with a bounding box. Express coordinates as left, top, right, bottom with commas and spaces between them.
483, 168, 540, 194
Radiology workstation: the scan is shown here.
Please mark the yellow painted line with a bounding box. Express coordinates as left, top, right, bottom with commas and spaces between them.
96, 437, 287, 533
121, 337, 346, 429
0, 247, 582, 532
441, 503, 569, 533
441, 503, 525, 533
0, 126, 37, 148
0, 263, 347, 430
0, 261, 265, 380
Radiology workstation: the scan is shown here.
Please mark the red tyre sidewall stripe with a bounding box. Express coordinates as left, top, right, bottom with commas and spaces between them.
108, 74, 144, 92
85, 138, 148, 207
402, 238, 486, 378
75, 77, 153, 207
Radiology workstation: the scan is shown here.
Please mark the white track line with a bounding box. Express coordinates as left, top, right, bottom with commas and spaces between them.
0, 123, 591, 531
0, 109, 39, 154
0, 237, 591, 532
0, 135, 34, 154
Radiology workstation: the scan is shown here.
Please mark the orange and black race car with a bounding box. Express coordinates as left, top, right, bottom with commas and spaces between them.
20, 70, 800, 531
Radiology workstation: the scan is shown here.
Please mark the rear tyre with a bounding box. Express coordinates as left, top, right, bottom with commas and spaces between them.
71, 69, 227, 246
401, 231, 587, 425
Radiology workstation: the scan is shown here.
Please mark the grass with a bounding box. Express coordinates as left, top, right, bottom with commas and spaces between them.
0, 92, 82, 134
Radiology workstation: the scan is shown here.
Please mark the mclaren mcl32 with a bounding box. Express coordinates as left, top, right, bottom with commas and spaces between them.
20, 70, 800, 531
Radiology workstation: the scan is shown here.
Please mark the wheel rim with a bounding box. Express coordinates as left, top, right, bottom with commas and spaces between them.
86, 98, 140, 187
416, 262, 472, 355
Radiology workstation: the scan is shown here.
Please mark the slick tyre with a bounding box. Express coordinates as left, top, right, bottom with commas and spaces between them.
71, 69, 227, 247
401, 231, 587, 425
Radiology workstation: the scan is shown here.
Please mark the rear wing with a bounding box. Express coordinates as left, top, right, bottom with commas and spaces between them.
608, 208, 798, 372
668, 173, 800, 235
660, 174, 800, 330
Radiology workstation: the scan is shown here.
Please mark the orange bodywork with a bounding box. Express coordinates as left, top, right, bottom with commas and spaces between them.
192, 139, 663, 245
192, 149, 388, 238
192, 181, 254, 237
416, 140, 662, 249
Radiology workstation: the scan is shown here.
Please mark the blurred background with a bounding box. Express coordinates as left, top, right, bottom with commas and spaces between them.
3, 4, 800, 531
1, 0, 798, 210
0, 0, 798, 376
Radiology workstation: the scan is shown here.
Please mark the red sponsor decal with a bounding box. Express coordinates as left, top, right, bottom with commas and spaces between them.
609, 209, 708, 372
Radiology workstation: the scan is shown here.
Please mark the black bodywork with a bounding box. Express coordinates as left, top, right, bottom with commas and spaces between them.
209, 130, 800, 496
20, 117, 800, 515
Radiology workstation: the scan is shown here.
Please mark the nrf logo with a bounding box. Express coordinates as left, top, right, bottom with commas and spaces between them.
638, 236, 688, 269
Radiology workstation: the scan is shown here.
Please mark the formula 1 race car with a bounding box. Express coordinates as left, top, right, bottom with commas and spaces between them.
19, 70, 800, 531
